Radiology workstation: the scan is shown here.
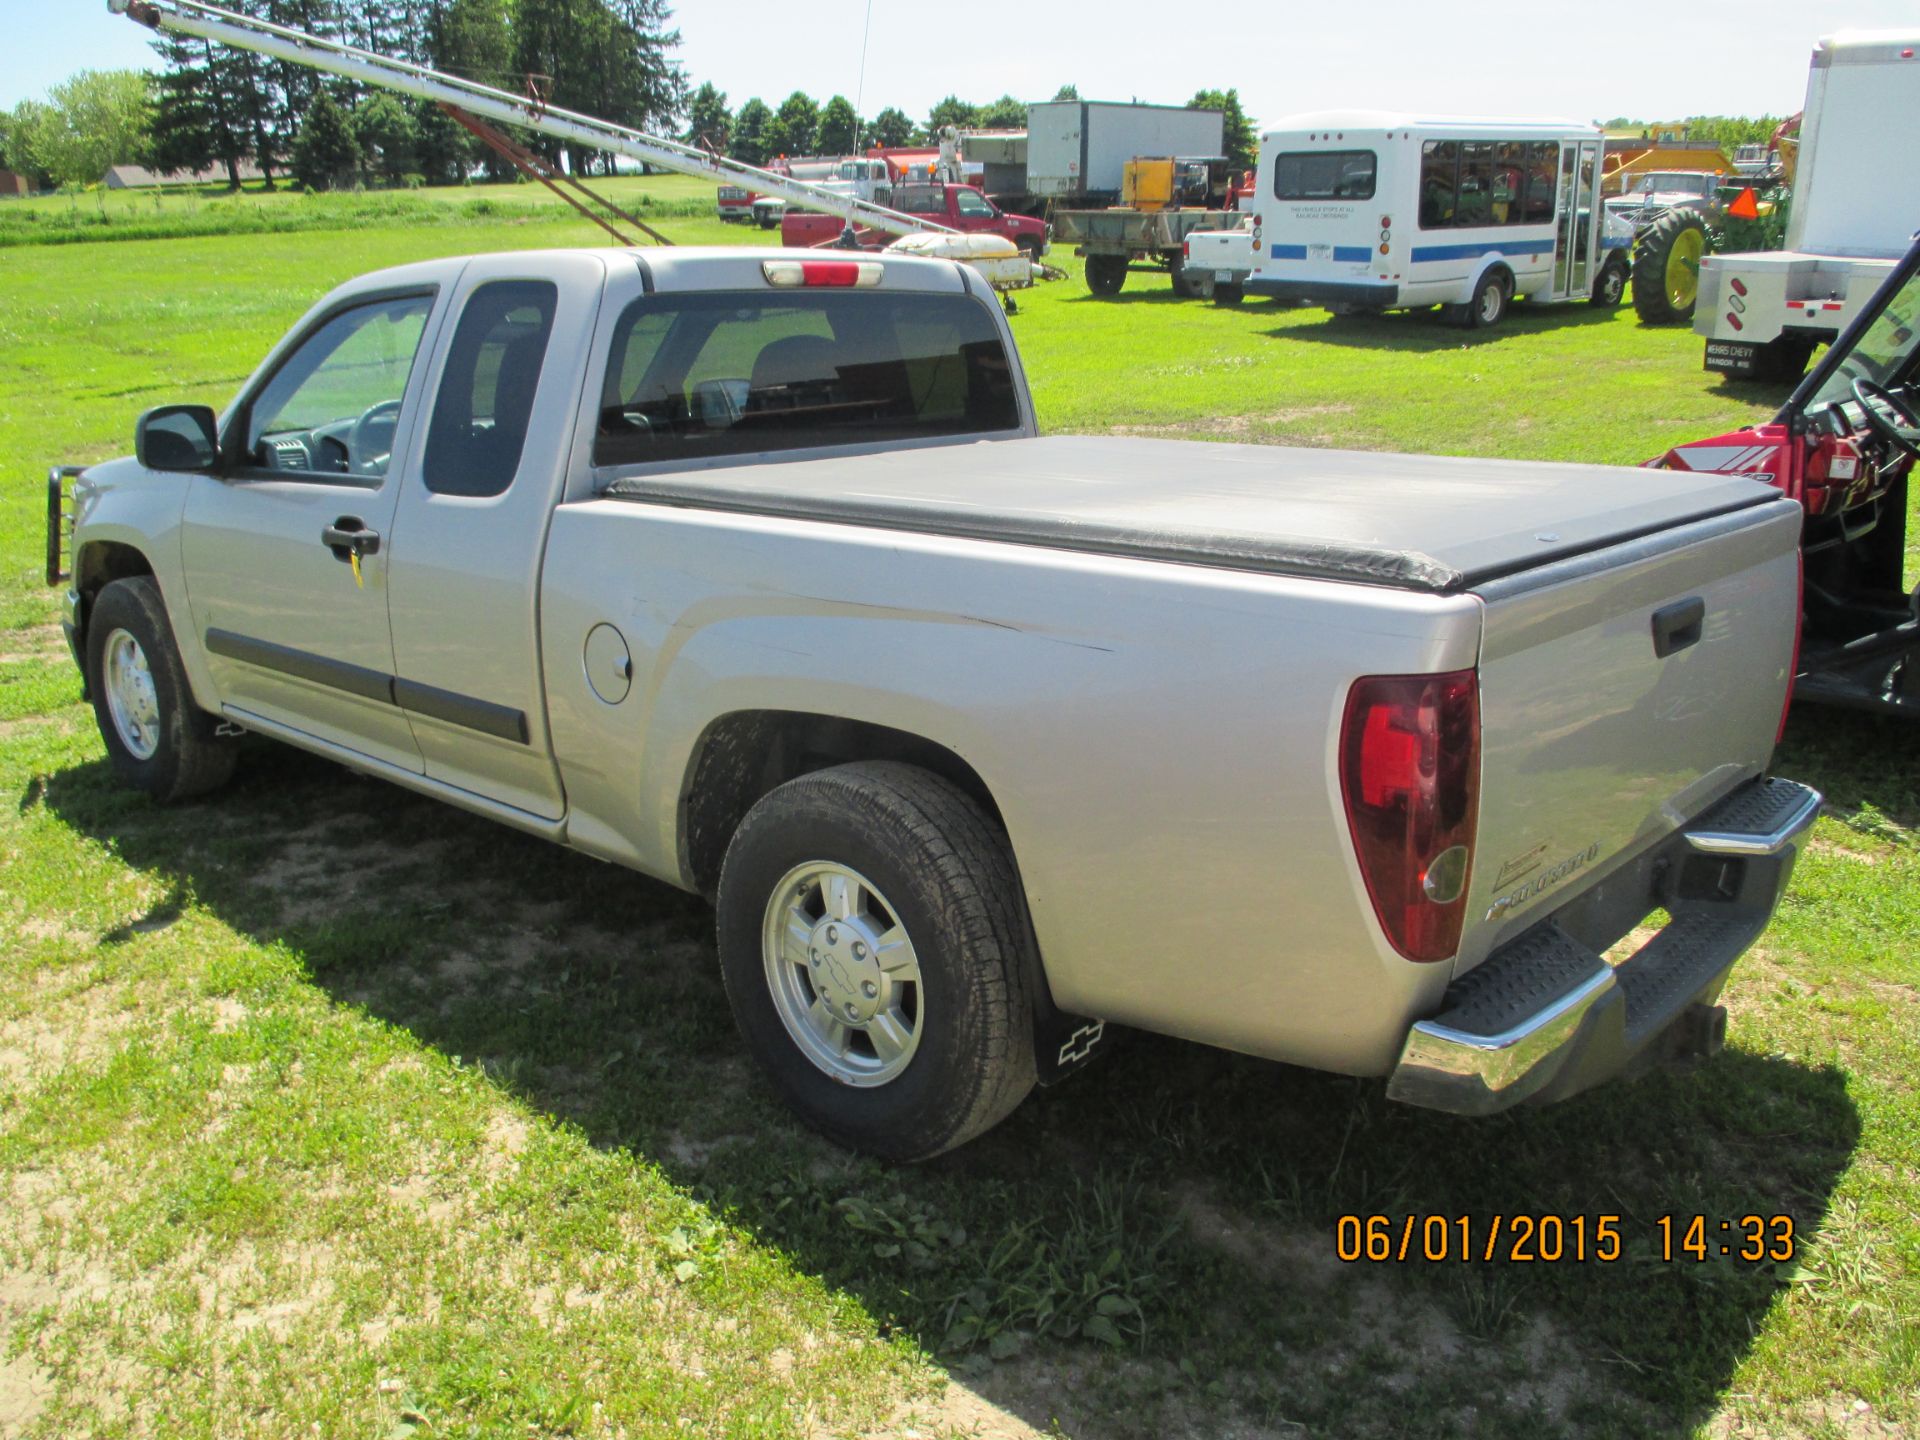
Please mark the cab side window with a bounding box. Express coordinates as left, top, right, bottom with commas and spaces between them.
242, 293, 433, 481
955, 189, 995, 218
422, 280, 558, 499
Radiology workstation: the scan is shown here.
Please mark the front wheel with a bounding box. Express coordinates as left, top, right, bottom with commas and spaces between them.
87, 576, 237, 802
1591, 257, 1628, 308
715, 762, 1037, 1161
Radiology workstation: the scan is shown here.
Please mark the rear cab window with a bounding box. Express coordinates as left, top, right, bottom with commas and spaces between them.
593, 289, 1020, 469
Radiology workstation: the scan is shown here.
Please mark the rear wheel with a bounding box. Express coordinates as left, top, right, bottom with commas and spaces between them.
87, 576, 237, 803
1632, 210, 1709, 324
715, 762, 1037, 1161
1213, 280, 1245, 306
1085, 254, 1129, 296
1458, 270, 1510, 328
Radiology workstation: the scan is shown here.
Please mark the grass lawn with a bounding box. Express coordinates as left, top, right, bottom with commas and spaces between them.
1, 206, 1916, 1440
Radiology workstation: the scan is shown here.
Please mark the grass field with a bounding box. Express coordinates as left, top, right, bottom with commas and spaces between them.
1, 198, 1917, 1440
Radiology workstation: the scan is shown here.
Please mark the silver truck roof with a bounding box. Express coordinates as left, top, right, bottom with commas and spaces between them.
607, 434, 1780, 592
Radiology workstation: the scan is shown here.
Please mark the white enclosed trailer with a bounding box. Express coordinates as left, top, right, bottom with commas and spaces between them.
1025, 101, 1226, 203
1696, 31, 1920, 379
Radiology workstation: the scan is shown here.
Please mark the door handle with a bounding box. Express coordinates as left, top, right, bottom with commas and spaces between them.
321, 517, 381, 562
1651, 597, 1706, 658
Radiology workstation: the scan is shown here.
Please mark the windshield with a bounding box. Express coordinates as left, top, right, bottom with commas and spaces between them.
1804, 261, 1920, 417
1637, 172, 1713, 195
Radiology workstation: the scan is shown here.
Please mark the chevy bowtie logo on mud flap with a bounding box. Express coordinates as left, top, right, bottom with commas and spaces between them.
1484, 842, 1601, 922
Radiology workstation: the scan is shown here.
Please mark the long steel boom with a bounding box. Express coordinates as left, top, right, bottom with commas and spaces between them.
108, 0, 954, 238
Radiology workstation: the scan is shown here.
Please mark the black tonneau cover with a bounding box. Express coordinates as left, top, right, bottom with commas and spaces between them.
602, 435, 1780, 593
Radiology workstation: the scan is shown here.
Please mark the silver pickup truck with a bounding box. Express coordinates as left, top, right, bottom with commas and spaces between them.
48, 246, 1820, 1159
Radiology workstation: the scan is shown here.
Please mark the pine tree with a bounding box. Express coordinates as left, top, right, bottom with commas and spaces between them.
683, 81, 730, 151
291, 86, 362, 190
354, 91, 418, 183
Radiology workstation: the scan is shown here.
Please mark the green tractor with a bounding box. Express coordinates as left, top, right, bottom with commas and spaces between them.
1615, 171, 1792, 325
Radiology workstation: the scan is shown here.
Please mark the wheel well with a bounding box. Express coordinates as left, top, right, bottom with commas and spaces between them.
1480, 262, 1515, 292
72, 542, 156, 654
76, 541, 155, 600
680, 710, 1006, 898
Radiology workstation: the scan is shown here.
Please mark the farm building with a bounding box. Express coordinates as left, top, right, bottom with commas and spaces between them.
0, 168, 30, 197
103, 161, 265, 188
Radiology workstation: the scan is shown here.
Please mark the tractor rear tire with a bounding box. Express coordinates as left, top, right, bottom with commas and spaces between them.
1085, 254, 1128, 296
1632, 211, 1710, 325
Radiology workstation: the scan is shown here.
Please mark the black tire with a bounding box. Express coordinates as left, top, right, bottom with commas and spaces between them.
86, 576, 237, 803
1213, 280, 1245, 306
1631, 210, 1709, 325
1167, 253, 1201, 298
1085, 254, 1128, 296
715, 761, 1037, 1161
1591, 256, 1628, 308
1015, 236, 1042, 263
1459, 269, 1510, 329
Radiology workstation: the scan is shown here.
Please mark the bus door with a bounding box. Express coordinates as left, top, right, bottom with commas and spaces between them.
1553, 140, 1601, 300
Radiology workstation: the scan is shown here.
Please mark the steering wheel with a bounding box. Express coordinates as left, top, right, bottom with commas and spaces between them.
350, 399, 405, 474
1850, 378, 1920, 464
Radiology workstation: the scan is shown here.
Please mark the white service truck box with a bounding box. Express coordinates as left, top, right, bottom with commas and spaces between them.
1697, 31, 1920, 379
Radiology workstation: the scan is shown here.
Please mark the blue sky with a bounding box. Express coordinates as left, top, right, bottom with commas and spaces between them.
5, 0, 1915, 126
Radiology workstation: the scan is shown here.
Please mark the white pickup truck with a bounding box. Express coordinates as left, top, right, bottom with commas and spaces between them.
50, 246, 1819, 1160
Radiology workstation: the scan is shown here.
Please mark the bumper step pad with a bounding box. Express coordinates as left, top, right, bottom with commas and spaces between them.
1388, 777, 1820, 1115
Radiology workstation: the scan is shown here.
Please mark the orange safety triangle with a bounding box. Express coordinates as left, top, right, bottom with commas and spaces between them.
1727, 186, 1761, 221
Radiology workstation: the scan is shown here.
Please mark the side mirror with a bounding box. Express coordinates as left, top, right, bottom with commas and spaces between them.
136, 404, 220, 473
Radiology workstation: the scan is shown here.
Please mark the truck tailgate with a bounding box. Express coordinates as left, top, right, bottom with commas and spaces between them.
1454, 498, 1804, 974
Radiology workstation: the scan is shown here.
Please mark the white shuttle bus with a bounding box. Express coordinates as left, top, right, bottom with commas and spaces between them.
1244, 112, 1635, 327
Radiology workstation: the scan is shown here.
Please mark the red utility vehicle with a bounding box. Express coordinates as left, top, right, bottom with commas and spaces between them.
782, 183, 1049, 258
1650, 233, 1920, 715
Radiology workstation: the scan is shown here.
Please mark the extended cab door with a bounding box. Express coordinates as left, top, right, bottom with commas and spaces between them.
180, 286, 445, 771
382, 254, 601, 821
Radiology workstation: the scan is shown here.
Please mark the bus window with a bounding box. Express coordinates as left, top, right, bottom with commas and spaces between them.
1523, 142, 1558, 223
1419, 141, 1458, 228
1271, 150, 1377, 200
1493, 142, 1527, 223
1457, 142, 1494, 227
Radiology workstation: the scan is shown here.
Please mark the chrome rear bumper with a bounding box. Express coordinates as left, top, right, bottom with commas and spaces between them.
1388, 777, 1821, 1116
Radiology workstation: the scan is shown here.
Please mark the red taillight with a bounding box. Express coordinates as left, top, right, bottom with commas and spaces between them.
1339, 671, 1481, 963
1183, 239, 1191, 259
1726, 312, 1744, 331
1729, 277, 1748, 297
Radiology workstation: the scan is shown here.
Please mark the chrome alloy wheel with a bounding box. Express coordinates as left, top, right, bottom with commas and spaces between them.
762, 861, 923, 1086
102, 627, 161, 761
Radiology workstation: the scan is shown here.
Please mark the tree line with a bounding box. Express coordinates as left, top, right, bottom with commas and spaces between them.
685, 84, 1260, 172
0, 7, 1779, 199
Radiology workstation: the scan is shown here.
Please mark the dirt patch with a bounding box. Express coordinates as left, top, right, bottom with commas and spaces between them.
1107, 404, 1356, 441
